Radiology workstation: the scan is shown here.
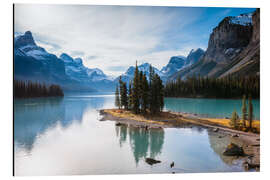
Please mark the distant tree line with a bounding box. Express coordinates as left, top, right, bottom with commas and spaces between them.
14, 80, 64, 98
164, 75, 259, 99
115, 62, 164, 114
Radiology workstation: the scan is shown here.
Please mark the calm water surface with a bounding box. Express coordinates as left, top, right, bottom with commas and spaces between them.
165, 98, 260, 119
14, 94, 258, 175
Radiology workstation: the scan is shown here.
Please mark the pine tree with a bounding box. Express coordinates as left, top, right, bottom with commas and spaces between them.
230, 110, 240, 130
248, 95, 253, 130
241, 95, 247, 128
132, 61, 140, 114
149, 65, 155, 114
141, 73, 149, 113
128, 82, 132, 110
157, 75, 164, 112
119, 76, 123, 108
121, 82, 128, 110
139, 71, 144, 112
115, 85, 120, 109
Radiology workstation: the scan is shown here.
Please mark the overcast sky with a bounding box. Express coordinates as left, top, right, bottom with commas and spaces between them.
14, 4, 255, 76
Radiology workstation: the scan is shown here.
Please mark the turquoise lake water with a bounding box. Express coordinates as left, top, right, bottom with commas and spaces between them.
164, 98, 260, 120
14, 94, 259, 175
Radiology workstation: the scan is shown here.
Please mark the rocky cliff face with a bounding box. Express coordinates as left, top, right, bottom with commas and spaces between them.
169, 10, 258, 80
218, 9, 260, 77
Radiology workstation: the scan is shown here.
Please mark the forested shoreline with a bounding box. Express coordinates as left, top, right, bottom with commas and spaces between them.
164, 75, 259, 99
14, 80, 64, 98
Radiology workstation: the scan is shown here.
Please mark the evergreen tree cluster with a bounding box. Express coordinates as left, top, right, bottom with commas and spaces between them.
14, 80, 64, 98
164, 75, 259, 99
231, 94, 254, 131
115, 62, 164, 114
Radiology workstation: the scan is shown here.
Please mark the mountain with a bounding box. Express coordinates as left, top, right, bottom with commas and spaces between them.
161, 56, 186, 77
115, 63, 166, 84
14, 31, 115, 92
184, 48, 205, 66
160, 49, 204, 77
14, 31, 67, 83
170, 11, 257, 80
218, 9, 260, 77
59, 53, 115, 91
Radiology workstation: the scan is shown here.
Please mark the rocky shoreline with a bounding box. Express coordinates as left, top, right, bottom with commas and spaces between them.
99, 109, 260, 171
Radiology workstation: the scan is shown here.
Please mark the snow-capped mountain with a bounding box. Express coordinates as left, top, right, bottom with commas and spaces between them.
59, 53, 112, 83
160, 49, 204, 78
169, 10, 257, 81
161, 56, 186, 77
184, 48, 205, 66
14, 31, 115, 92
14, 31, 66, 83
115, 63, 166, 84
228, 13, 253, 26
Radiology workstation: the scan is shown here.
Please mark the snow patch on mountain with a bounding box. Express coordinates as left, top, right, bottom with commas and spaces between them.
229, 13, 252, 26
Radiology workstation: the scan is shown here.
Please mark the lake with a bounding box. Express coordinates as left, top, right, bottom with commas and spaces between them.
14, 94, 260, 175
164, 98, 260, 119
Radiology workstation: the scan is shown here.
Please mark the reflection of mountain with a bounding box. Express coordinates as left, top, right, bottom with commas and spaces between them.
14, 96, 106, 150
116, 125, 164, 164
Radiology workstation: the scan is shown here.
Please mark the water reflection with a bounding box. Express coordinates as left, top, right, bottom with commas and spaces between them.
14, 96, 106, 150
116, 124, 164, 165
207, 131, 245, 166
14, 95, 247, 175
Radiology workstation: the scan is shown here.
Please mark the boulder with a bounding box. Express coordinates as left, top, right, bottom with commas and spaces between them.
232, 134, 239, 137
145, 158, 161, 165
223, 143, 244, 156
115, 122, 122, 126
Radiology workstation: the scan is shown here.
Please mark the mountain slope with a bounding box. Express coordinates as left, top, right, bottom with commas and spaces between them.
115, 63, 166, 84
14, 31, 67, 83
170, 11, 255, 80
218, 9, 260, 77
184, 48, 205, 67
14, 31, 115, 92
161, 56, 186, 77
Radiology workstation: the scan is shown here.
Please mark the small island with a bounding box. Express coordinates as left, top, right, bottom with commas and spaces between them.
100, 62, 260, 171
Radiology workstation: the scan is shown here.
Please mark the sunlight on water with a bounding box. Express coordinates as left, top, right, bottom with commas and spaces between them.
14, 94, 250, 175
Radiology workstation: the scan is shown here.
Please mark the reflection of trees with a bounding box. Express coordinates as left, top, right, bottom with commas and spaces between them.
14, 98, 65, 150
14, 96, 106, 151
149, 129, 164, 158
129, 126, 150, 164
119, 125, 127, 147
116, 125, 164, 165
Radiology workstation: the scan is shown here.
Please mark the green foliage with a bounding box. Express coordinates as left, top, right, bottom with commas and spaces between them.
115, 85, 120, 109
241, 95, 247, 128
114, 62, 164, 115
128, 82, 132, 110
248, 95, 253, 130
119, 76, 128, 110
132, 61, 140, 114
141, 74, 149, 114
164, 75, 259, 99
230, 110, 240, 129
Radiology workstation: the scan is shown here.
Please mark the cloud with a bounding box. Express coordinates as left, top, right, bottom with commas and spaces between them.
14, 4, 207, 76
70, 50, 85, 57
